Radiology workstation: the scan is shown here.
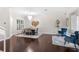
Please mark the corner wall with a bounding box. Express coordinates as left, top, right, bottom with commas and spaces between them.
0, 8, 10, 37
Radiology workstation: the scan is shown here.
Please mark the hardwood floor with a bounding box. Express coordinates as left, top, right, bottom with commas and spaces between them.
0, 41, 4, 51
6, 39, 10, 52
6, 34, 77, 52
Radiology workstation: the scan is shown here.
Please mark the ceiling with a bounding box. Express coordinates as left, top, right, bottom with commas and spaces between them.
10, 7, 78, 18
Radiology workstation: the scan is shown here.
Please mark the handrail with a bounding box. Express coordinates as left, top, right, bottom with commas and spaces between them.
0, 26, 6, 31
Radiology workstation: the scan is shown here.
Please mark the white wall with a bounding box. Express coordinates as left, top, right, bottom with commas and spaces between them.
36, 14, 67, 34
9, 7, 76, 35
71, 14, 77, 32
0, 7, 77, 38
77, 16, 79, 31
9, 8, 25, 35
23, 14, 67, 34
70, 14, 79, 32
23, 16, 31, 28
0, 8, 10, 37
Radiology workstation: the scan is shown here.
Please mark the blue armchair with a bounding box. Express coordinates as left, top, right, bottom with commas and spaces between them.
64, 31, 79, 48
58, 28, 67, 36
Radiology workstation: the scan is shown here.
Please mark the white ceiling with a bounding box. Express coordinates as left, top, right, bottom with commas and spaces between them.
10, 7, 78, 18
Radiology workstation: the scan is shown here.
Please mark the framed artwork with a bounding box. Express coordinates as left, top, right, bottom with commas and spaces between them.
56, 19, 60, 28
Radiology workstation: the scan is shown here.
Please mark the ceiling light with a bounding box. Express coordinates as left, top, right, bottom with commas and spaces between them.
25, 11, 37, 15
27, 16, 32, 21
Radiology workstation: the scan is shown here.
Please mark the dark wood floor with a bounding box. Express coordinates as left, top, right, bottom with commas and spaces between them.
0, 41, 4, 51
6, 34, 77, 52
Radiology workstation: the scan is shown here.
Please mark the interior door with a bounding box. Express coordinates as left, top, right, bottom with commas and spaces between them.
70, 14, 77, 33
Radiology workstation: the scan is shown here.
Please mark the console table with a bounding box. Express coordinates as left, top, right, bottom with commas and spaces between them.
15, 33, 41, 39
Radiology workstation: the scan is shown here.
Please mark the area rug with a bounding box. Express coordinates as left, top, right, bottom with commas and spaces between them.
52, 36, 79, 49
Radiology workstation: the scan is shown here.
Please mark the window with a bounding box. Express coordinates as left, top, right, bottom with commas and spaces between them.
17, 19, 24, 30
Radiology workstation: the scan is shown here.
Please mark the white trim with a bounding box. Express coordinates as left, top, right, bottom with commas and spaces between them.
42, 32, 57, 35
0, 26, 6, 52
6, 34, 13, 39
0, 26, 6, 31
